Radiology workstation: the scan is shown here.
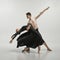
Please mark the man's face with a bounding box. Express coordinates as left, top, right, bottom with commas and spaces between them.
26, 15, 31, 19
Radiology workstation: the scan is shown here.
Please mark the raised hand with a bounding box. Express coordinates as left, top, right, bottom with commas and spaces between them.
46, 6, 50, 10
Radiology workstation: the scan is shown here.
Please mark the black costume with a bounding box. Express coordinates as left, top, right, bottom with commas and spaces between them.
11, 23, 44, 48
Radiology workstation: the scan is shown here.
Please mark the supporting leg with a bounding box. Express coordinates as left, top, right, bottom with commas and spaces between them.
38, 46, 40, 54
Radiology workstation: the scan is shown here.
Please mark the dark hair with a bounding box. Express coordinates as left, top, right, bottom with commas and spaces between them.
26, 12, 31, 16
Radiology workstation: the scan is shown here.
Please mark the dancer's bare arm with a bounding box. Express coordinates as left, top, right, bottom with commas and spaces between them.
35, 7, 50, 20
9, 34, 17, 43
26, 25, 31, 31
9, 25, 28, 43
9, 29, 20, 43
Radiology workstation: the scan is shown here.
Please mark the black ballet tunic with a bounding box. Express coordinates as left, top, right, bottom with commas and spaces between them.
11, 24, 44, 49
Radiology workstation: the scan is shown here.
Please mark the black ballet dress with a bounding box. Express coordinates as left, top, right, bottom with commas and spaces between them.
11, 23, 45, 49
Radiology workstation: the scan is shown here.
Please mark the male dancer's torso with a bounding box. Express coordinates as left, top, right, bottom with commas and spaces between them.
28, 17, 38, 30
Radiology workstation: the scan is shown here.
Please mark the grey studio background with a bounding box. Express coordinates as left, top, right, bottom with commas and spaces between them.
0, 0, 60, 60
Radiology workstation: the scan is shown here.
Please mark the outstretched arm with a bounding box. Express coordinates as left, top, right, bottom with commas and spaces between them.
9, 25, 27, 43
35, 7, 50, 20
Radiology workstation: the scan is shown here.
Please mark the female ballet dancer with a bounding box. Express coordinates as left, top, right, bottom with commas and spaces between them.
10, 24, 44, 53
10, 7, 52, 53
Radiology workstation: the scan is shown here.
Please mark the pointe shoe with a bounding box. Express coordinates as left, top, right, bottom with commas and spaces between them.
22, 48, 30, 53
26, 49, 30, 53
22, 50, 25, 53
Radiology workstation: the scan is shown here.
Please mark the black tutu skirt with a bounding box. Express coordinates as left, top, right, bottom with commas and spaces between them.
11, 24, 44, 49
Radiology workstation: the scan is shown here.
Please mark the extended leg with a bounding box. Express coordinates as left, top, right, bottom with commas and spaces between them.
43, 42, 52, 51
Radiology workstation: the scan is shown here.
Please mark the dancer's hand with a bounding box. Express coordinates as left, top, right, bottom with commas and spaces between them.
46, 6, 50, 10
9, 39, 13, 43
